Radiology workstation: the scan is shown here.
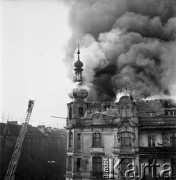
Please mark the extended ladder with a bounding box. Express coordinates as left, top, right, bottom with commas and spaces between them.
5, 100, 34, 180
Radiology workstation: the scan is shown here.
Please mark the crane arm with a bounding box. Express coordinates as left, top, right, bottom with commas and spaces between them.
5, 100, 34, 180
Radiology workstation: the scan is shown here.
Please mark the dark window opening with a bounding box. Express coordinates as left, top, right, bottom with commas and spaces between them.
69, 106, 72, 120
92, 157, 102, 178
165, 110, 176, 116
77, 133, 81, 150
93, 133, 102, 148
77, 158, 81, 171
171, 158, 176, 177
79, 107, 84, 117
69, 132, 73, 147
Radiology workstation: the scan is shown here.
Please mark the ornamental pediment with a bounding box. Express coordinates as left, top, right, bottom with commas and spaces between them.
91, 113, 103, 125
116, 118, 137, 127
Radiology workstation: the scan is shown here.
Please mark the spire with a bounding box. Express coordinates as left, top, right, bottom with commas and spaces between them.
77, 44, 80, 61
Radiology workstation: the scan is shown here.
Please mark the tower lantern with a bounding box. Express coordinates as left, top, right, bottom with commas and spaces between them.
68, 45, 88, 101
74, 45, 83, 83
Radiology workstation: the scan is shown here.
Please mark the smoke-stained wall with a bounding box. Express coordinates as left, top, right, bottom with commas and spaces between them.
64, 0, 176, 102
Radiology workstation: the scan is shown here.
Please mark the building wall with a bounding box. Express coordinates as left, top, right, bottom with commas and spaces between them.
0, 123, 67, 180
66, 97, 176, 180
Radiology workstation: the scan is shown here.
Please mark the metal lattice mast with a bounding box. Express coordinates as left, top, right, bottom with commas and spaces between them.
5, 100, 35, 180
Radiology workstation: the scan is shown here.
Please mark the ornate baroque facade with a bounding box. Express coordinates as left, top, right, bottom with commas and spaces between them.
65, 49, 176, 180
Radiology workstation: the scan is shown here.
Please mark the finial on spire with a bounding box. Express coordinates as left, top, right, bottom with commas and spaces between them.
77, 44, 80, 61
125, 85, 128, 92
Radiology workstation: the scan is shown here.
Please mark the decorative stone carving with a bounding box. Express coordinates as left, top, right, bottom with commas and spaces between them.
117, 132, 121, 142
68, 147, 73, 152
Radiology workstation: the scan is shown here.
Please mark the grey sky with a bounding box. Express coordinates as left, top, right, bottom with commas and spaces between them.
1, 0, 72, 128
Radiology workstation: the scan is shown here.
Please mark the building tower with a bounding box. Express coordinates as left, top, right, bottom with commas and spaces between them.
66, 47, 89, 180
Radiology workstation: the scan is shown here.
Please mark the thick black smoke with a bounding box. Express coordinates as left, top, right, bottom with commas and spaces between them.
64, 0, 176, 102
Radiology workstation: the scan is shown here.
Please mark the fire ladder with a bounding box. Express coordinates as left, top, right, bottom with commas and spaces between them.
4, 100, 35, 180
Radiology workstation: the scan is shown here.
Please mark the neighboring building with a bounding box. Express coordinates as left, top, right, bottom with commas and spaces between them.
65, 49, 176, 180
0, 122, 67, 180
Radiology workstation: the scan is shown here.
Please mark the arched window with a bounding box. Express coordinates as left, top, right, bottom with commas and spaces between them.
121, 106, 126, 117
121, 132, 131, 147
69, 131, 73, 147
79, 107, 84, 117
69, 106, 72, 120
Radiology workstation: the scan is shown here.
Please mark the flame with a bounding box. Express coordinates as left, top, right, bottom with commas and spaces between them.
115, 90, 131, 102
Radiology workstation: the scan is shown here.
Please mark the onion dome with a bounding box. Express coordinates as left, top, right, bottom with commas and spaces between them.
68, 85, 88, 100
73, 85, 88, 99
74, 59, 83, 68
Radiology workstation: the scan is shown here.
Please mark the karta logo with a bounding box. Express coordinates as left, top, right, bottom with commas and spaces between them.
103, 157, 122, 179
102, 157, 176, 179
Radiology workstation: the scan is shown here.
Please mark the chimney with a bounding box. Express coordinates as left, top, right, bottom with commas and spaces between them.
37, 125, 45, 134
46, 127, 52, 133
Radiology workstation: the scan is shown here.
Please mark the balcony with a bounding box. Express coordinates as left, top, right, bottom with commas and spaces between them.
66, 117, 122, 127
139, 146, 176, 154
113, 147, 137, 154
90, 147, 104, 154
139, 116, 176, 128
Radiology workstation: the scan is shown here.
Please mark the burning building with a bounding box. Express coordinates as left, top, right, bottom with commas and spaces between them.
65, 49, 176, 180
64, 0, 176, 179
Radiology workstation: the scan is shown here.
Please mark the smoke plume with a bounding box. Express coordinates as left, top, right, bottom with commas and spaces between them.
64, 0, 176, 102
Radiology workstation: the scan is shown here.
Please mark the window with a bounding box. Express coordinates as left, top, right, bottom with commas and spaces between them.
121, 132, 131, 147
121, 158, 132, 174
170, 133, 176, 147
165, 110, 176, 116
69, 106, 72, 120
79, 107, 84, 117
92, 157, 102, 178
69, 131, 73, 147
171, 158, 176, 177
68, 156, 72, 171
77, 158, 81, 171
93, 133, 102, 148
77, 133, 81, 150
148, 134, 155, 147
121, 106, 126, 117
